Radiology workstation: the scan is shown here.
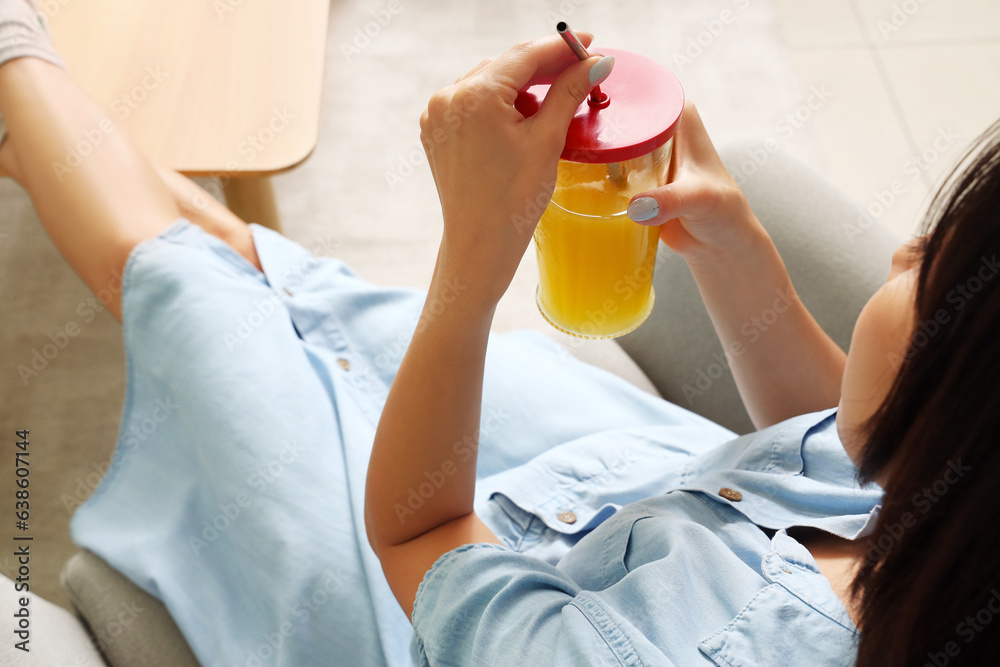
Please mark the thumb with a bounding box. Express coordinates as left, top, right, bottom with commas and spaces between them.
530, 55, 615, 140
626, 179, 718, 226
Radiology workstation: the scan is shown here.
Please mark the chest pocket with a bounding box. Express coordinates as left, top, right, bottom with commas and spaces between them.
556, 509, 655, 591
698, 584, 857, 667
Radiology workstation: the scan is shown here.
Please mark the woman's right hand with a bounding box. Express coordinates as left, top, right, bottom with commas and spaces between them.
627, 101, 766, 265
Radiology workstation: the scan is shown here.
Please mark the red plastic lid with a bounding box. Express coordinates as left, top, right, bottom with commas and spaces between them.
515, 47, 684, 164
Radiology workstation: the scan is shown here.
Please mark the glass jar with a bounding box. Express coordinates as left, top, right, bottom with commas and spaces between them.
516, 47, 684, 339
534, 140, 672, 338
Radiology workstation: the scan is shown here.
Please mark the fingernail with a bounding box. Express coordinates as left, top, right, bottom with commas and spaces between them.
627, 196, 659, 223
588, 56, 615, 87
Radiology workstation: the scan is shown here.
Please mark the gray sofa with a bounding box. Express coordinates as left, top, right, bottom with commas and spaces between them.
0, 148, 900, 666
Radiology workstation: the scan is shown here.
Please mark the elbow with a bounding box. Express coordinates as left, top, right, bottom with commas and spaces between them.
364, 500, 388, 559
363, 475, 385, 556
365, 466, 398, 557
364, 491, 405, 558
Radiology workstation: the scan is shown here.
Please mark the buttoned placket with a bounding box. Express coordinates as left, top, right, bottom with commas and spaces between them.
252, 228, 391, 426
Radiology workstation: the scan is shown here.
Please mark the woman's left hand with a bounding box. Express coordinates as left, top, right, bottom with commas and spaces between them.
420, 35, 615, 307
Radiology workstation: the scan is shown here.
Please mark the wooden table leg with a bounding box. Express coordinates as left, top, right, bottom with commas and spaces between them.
223, 176, 283, 233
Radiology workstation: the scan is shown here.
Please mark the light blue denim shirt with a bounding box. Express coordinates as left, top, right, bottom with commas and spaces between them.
419, 411, 879, 666
70, 220, 881, 667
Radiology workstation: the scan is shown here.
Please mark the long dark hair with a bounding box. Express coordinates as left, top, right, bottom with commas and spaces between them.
852, 119, 1000, 666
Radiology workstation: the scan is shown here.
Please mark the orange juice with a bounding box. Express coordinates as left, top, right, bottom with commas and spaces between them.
534, 142, 671, 338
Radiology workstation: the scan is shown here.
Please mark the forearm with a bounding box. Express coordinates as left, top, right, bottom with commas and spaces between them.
365, 261, 497, 551
688, 219, 846, 429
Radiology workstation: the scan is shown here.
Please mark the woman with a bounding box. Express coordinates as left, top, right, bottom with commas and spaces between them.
2, 4, 997, 665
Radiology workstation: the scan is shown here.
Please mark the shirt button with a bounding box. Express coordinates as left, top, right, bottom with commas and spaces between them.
336, 358, 351, 371
556, 511, 577, 524
283, 287, 294, 296
719, 487, 743, 502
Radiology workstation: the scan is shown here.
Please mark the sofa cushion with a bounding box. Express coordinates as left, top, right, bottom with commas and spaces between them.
61, 550, 200, 667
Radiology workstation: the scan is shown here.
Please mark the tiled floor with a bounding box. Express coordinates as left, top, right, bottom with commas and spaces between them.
769, 0, 1000, 238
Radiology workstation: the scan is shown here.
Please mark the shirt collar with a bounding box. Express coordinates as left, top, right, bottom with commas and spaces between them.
764, 529, 858, 632
249, 224, 322, 296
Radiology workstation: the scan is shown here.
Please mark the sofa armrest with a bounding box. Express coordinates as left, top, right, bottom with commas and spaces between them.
61, 550, 200, 667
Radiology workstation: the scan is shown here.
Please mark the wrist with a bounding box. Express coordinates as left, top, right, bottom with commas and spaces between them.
421, 269, 498, 331
684, 214, 776, 278
432, 236, 522, 313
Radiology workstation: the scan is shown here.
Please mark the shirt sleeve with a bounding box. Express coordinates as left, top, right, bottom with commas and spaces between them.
410, 543, 623, 666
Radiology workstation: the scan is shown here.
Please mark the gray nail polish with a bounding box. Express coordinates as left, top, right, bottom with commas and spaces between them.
628, 197, 659, 222
588, 56, 615, 87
